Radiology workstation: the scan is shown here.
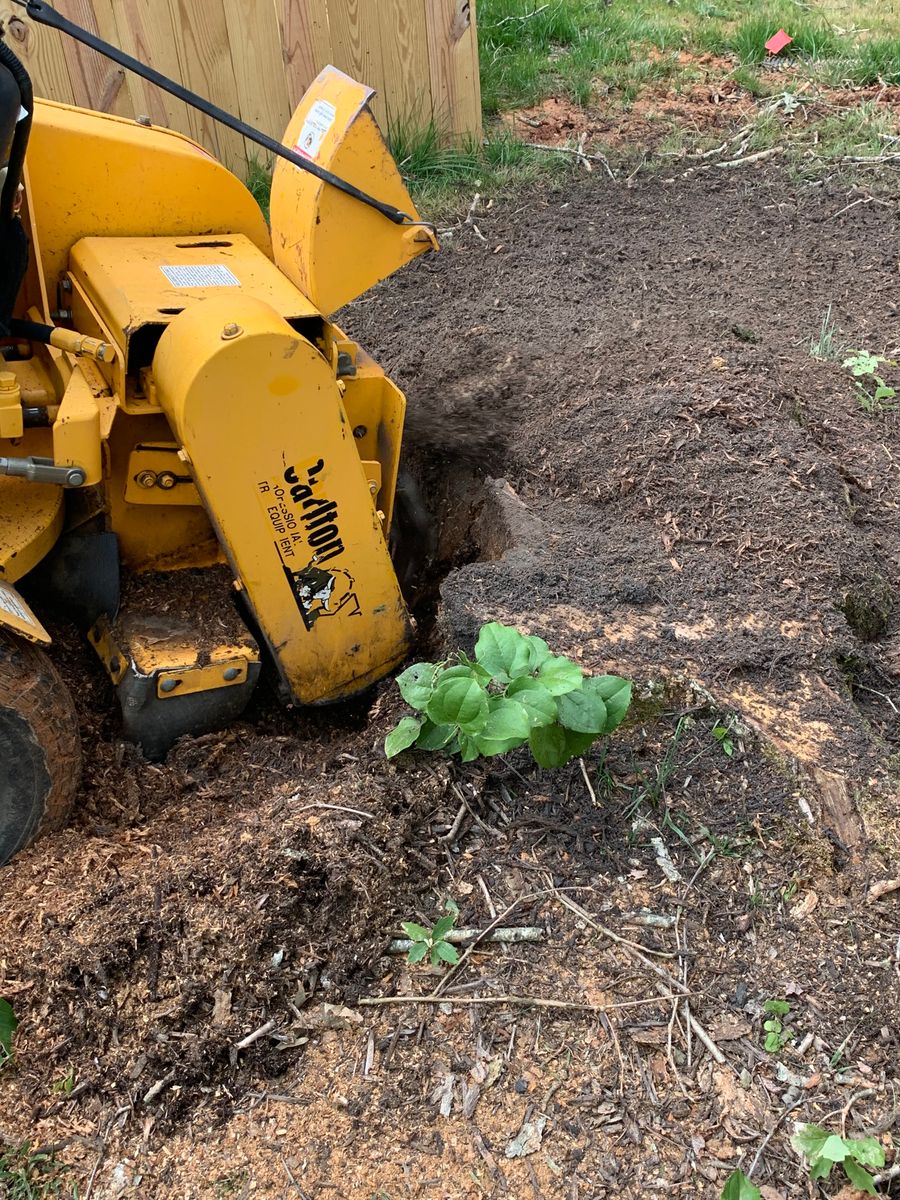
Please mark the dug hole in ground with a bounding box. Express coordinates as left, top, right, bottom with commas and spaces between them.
2, 167, 900, 1198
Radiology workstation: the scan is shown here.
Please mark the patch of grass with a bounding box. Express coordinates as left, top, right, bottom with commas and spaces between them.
848, 36, 900, 84
245, 156, 272, 220
809, 305, 841, 361
730, 65, 771, 97
0, 1143, 71, 1199
729, 11, 843, 64
388, 123, 572, 216
811, 98, 897, 158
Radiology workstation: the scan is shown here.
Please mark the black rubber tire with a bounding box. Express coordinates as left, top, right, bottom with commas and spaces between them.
0, 632, 81, 866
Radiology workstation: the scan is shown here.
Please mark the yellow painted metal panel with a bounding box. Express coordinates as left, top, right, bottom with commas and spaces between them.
154, 294, 413, 703
0, 580, 51, 645
25, 101, 271, 300
0, 459, 64, 585
270, 67, 436, 315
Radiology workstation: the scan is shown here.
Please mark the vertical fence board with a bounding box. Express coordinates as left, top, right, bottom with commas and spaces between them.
277, 0, 333, 110
425, 0, 482, 142
108, 0, 194, 134
166, 0, 246, 172
56, 0, 132, 115
327, 0, 387, 126
222, 0, 292, 144
378, 0, 430, 131
0, 3, 76, 105
11, 0, 482, 168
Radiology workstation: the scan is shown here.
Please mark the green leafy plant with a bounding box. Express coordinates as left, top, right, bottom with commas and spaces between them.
791, 1124, 885, 1195
720, 1169, 760, 1200
843, 350, 897, 413
0, 998, 16, 1068
402, 899, 460, 967
385, 622, 632, 767
762, 998, 794, 1052
51, 1066, 77, 1097
711, 720, 735, 757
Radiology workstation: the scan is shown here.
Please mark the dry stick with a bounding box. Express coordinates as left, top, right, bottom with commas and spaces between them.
388, 927, 544, 953
525, 141, 617, 182
438, 800, 467, 844
282, 1157, 311, 1199
552, 891, 726, 1064
358, 993, 681, 1012
293, 801, 374, 820
430, 891, 547, 998
578, 758, 598, 806
82, 1121, 112, 1200
554, 890, 678, 963
747, 1093, 810, 1178
599, 1009, 626, 1099
234, 1019, 276, 1051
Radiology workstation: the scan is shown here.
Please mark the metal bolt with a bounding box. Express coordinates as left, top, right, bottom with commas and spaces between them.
135, 470, 157, 489
353, 425, 367, 439
223, 667, 240, 682
52, 309, 72, 321
369, 481, 378, 494
60, 278, 72, 292
156, 472, 177, 490
136, 114, 152, 127
221, 323, 242, 340
160, 678, 180, 693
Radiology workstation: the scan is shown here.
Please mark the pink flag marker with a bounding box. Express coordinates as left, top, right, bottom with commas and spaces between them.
764, 29, 793, 55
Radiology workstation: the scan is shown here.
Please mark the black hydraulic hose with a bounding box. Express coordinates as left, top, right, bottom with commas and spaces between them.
7, 316, 52, 343
13, 0, 431, 229
0, 39, 32, 221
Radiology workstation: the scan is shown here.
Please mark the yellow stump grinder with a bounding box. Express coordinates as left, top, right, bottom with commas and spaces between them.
0, 1, 438, 864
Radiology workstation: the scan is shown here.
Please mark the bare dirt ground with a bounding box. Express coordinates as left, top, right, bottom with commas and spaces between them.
3, 158, 900, 1197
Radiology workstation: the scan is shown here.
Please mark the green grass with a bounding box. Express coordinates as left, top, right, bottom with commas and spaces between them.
246, 156, 272, 220
848, 36, 900, 84
729, 11, 842, 64
0, 1143, 71, 1199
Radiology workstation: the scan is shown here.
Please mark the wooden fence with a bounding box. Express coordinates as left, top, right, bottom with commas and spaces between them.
0, 0, 482, 174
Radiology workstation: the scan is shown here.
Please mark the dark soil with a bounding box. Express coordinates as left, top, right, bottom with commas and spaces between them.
2, 167, 900, 1199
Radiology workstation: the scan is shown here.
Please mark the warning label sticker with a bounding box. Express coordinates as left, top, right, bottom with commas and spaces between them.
293, 99, 337, 162
0, 581, 37, 627
161, 264, 240, 288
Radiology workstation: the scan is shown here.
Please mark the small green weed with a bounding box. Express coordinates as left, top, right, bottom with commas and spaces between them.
762, 998, 794, 1052
791, 1124, 885, 1194
809, 304, 840, 361
385, 621, 632, 768
51, 1066, 77, 1096
720, 1170, 760, 1200
0, 1143, 71, 1200
711, 720, 735, 757
842, 349, 897, 413
402, 899, 460, 967
0, 997, 16, 1068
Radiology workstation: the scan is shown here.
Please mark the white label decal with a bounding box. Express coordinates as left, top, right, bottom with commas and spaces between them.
161, 264, 240, 288
0, 582, 36, 627
293, 99, 337, 162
